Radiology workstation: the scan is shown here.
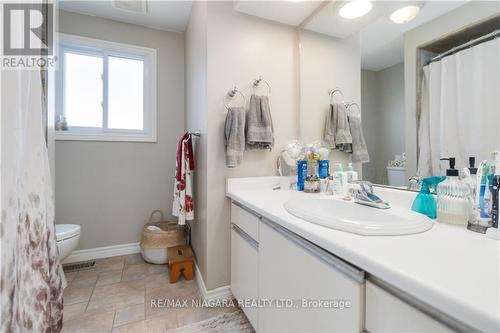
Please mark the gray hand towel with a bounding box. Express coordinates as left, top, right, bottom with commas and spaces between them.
225, 106, 246, 168
323, 103, 352, 152
348, 114, 370, 163
334, 102, 352, 150
246, 94, 274, 150
323, 104, 336, 148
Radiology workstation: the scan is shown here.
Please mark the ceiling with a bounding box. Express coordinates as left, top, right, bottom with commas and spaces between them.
234, 1, 322, 27
357, 1, 467, 70
58, 0, 193, 33
234, 1, 467, 71
59, 1, 467, 71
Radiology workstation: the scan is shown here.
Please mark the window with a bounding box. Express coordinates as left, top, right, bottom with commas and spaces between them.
56, 34, 157, 142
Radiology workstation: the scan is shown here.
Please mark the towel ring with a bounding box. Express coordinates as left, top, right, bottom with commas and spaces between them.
224, 87, 246, 110
253, 75, 271, 95
346, 102, 361, 118
329, 88, 345, 103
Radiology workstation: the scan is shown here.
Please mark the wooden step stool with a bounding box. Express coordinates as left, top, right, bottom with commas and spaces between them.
167, 245, 194, 283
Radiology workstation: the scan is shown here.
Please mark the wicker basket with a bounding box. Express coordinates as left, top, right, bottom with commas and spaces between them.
140, 210, 185, 264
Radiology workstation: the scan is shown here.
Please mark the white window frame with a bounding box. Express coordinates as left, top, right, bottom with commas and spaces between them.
55, 33, 157, 142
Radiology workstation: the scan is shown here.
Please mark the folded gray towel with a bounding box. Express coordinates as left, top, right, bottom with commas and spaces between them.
334, 103, 352, 150
348, 114, 370, 163
246, 94, 274, 150
323, 104, 336, 148
225, 106, 246, 168
324, 103, 352, 152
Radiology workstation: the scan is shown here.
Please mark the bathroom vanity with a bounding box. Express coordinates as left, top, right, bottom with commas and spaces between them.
227, 177, 500, 333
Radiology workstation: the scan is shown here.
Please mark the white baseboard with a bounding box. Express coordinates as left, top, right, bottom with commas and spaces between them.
195, 264, 233, 301
62, 242, 141, 264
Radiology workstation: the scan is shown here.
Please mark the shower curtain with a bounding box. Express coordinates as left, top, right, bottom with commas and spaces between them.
1, 69, 64, 331
418, 37, 500, 177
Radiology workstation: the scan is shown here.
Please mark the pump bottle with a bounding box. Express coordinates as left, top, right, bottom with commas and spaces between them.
436, 157, 471, 225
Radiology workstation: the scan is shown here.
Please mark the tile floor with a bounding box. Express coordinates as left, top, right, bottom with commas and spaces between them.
62, 254, 239, 333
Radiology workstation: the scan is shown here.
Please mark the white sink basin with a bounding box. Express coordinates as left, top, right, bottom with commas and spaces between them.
284, 197, 433, 236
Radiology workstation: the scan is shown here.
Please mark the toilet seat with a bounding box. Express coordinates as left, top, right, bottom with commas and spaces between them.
56, 224, 80, 242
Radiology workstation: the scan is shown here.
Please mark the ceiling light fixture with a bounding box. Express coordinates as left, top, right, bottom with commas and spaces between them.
339, 0, 373, 19
389, 5, 420, 24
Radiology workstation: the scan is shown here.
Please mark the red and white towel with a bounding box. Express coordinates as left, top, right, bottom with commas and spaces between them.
172, 132, 195, 225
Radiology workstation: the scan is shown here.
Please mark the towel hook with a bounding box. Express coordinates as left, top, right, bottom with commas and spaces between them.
224, 86, 246, 110
329, 88, 345, 104
253, 75, 271, 95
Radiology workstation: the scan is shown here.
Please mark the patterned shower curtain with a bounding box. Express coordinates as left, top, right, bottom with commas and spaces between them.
1, 66, 64, 332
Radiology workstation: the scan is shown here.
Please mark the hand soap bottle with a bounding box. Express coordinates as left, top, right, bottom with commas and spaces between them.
332, 163, 347, 197
346, 163, 358, 183
437, 157, 471, 225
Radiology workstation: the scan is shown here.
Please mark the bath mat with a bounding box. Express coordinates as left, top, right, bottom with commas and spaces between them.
167, 310, 254, 333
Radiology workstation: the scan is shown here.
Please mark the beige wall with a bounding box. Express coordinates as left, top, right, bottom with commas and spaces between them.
185, 1, 209, 286
404, 1, 500, 179
361, 63, 405, 185
299, 30, 361, 173
360, 69, 379, 183
206, 2, 299, 290
55, 11, 185, 250
185, 2, 300, 290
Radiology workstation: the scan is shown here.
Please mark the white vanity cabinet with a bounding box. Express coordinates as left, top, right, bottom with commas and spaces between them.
258, 219, 364, 332
230, 200, 471, 333
230, 203, 259, 329
365, 280, 454, 333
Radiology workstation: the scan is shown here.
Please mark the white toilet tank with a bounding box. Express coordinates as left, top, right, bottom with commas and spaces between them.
386, 166, 406, 187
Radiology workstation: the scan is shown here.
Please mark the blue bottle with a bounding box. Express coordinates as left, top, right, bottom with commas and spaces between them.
297, 160, 307, 191
318, 160, 329, 179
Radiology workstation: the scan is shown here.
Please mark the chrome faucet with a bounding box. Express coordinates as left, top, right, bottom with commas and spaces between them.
348, 181, 390, 209
408, 175, 422, 191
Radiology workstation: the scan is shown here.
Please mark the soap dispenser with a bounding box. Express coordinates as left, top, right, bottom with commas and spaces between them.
411, 176, 445, 219
437, 157, 471, 225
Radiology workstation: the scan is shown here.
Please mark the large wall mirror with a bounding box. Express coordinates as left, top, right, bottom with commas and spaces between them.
298, 1, 500, 190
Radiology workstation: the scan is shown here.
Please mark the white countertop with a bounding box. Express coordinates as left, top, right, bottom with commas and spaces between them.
227, 177, 500, 333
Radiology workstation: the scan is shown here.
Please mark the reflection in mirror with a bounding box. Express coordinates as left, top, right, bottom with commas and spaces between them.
299, 1, 500, 190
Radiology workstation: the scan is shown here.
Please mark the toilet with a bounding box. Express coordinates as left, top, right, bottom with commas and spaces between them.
55, 224, 81, 261
386, 166, 407, 187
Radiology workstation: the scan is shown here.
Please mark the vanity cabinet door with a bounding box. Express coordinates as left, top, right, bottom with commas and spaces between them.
231, 224, 258, 330
258, 219, 364, 333
365, 280, 454, 332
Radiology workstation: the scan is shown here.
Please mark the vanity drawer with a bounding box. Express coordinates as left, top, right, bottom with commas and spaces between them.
231, 224, 258, 329
231, 202, 260, 241
365, 280, 454, 332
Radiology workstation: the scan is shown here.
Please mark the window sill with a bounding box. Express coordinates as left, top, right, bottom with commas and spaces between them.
55, 131, 157, 143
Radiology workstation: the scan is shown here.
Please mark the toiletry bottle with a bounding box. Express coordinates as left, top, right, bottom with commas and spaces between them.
297, 160, 307, 191
318, 160, 329, 179
346, 163, 358, 183
478, 162, 492, 221
411, 176, 445, 219
491, 153, 500, 230
437, 157, 471, 225
332, 163, 347, 197
61, 116, 68, 131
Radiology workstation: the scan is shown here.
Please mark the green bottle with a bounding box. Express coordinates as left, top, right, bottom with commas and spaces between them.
411, 176, 446, 219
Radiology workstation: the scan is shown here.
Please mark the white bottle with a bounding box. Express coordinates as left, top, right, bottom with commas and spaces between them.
333, 163, 347, 197
346, 163, 358, 183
